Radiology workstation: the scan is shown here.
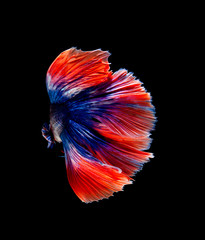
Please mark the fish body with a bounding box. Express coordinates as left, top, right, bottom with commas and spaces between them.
42, 48, 156, 203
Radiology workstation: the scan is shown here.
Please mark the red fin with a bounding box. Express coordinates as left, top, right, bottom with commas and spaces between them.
63, 142, 132, 203
88, 69, 156, 176
46, 48, 111, 102
89, 132, 153, 176
92, 69, 155, 137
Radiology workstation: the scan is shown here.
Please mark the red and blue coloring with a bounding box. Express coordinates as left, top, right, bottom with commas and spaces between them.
41, 48, 156, 203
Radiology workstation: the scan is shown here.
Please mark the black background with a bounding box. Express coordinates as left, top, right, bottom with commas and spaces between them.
34, 34, 167, 207
9, 4, 182, 235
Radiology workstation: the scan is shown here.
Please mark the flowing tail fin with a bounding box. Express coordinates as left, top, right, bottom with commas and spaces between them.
48, 48, 156, 203
59, 69, 155, 203
61, 133, 132, 203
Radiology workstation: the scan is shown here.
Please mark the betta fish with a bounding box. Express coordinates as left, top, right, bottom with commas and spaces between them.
41, 47, 156, 203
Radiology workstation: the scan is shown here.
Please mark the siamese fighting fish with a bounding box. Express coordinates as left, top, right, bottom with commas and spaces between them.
41, 47, 156, 203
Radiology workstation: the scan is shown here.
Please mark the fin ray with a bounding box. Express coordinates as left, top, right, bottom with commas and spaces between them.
46, 48, 111, 103
62, 133, 132, 203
